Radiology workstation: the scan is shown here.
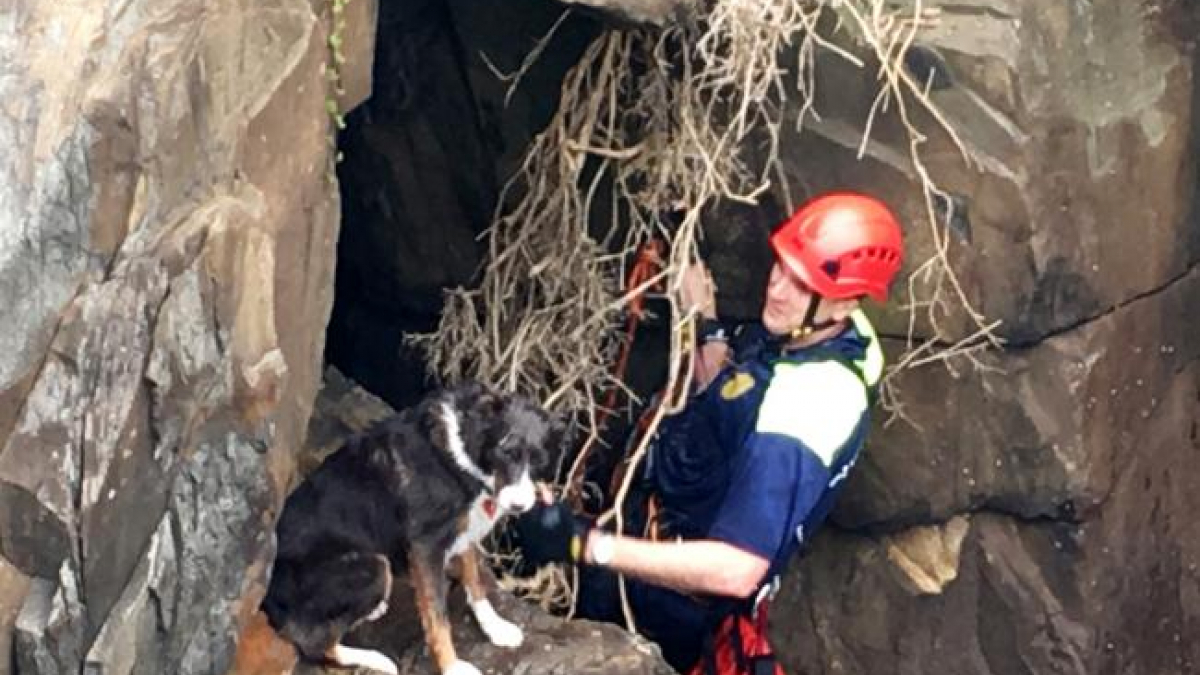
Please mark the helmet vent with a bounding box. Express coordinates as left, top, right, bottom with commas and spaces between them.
821, 260, 841, 278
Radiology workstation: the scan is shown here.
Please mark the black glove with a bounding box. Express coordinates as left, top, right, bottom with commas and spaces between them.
514, 500, 591, 566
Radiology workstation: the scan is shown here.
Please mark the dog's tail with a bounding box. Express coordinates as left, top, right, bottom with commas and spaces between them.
230, 611, 299, 675
326, 644, 399, 675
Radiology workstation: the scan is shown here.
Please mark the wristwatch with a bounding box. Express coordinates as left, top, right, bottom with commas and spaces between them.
696, 318, 730, 344
589, 531, 616, 566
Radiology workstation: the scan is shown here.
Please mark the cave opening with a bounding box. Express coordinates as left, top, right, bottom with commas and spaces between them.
322, 0, 782, 494
324, 0, 600, 411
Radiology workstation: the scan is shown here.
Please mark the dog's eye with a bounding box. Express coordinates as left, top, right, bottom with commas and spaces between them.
495, 440, 520, 462
528, 445, 549, 470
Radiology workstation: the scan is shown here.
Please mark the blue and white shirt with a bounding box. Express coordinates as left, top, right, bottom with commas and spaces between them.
612, 312, 884, 668
647, 310, 883, 579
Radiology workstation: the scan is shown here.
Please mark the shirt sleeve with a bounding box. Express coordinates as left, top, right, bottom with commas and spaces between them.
706, 360, 868, 561
706, 433, 828, 560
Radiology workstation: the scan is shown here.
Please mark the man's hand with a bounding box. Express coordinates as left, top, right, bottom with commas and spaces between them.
514, 500, 591, 566
679, 262, 717, 319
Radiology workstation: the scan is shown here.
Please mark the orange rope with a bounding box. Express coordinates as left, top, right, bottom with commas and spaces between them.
566, 240, 664, 511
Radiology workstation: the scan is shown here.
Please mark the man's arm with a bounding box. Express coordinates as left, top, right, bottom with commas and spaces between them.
584, 532, 768, 599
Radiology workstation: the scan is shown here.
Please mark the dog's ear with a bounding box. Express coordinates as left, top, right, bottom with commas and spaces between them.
419, 399, 451, 452
538, 414, 571, 470
456, 380, 506, 417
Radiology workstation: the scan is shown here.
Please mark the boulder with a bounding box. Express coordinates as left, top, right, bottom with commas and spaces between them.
761, 4, 1200, 671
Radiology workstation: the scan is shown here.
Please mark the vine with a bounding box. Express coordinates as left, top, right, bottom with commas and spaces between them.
323, 0, 352, 176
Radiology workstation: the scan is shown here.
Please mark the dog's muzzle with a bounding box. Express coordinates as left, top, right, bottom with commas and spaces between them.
496, 469, 536, 514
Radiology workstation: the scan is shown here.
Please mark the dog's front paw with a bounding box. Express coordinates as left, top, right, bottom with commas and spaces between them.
329, 644, 399, 675
470, 599, 524, 648
444, 659, 484, 675
481, 615, 524, 648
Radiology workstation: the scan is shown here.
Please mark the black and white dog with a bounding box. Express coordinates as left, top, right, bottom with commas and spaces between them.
262, 382, 559, 675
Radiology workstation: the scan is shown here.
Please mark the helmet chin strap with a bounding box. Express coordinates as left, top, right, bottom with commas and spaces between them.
789, 295, 839, 341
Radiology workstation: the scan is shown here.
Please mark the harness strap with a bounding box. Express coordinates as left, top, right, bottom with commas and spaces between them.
693, 608, 784, 675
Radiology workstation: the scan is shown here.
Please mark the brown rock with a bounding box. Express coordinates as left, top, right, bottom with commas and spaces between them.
0, 557, 32, 675
288, 590, 674, 675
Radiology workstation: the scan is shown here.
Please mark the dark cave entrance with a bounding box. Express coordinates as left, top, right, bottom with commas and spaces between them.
322, 0, 779, 488
324, 0, 600, 411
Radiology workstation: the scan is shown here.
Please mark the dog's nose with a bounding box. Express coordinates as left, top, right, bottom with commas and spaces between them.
508, 493, 536, 514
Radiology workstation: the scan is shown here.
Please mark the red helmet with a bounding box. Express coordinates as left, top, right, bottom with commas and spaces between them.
769, 192, 904, 302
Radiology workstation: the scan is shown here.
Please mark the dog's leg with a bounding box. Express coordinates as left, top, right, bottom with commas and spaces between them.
410, 546, 482, 675
459, 545, 524, 648
325, 644, 399, 675
362, 554, 394, 622
275, 553, 397, 674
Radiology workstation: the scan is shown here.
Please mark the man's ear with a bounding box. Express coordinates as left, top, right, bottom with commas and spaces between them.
827, 297, 860, 322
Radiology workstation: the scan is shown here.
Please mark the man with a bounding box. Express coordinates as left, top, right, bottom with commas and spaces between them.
518, 192, 904, 674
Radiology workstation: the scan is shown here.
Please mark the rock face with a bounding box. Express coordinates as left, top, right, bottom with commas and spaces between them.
759, 2, 1200, 674
773, 276, 1199, 675
0, 0, 375, 672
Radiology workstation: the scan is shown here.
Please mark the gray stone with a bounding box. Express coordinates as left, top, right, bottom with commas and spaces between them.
837, 267, 1198, 527
14, 563, 85, 675
773, 268, 1199, 674
287, 587, 675, 675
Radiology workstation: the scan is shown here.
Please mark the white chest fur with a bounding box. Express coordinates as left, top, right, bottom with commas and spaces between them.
445, 494, 500, 566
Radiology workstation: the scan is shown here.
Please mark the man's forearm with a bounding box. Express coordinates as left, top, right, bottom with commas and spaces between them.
587, 533, 767, 599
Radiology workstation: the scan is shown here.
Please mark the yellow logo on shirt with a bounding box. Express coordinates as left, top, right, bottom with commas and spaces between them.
720, 372, 755, 400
